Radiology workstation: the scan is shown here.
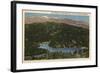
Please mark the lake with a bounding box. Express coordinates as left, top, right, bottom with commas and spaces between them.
38, 42, 82, 54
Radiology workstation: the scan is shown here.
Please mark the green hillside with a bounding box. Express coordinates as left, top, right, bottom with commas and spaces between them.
24, 22, 89, 60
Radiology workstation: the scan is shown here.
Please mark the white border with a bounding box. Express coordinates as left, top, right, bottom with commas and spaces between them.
16, 3, 96, 70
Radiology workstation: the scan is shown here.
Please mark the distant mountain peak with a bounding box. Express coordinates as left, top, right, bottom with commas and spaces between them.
42, 16, 49, 19
25, 16, 89, 29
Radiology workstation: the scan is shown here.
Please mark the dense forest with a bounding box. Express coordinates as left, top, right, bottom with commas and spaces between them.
24, 22, 89, 60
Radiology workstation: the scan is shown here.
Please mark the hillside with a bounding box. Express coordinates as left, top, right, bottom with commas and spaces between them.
25, 22, 89, 59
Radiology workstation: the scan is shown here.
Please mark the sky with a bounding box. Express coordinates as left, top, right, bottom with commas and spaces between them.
25, 12, 89, 23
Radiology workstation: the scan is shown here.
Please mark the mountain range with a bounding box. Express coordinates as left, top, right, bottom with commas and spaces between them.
25, 16, 89, 29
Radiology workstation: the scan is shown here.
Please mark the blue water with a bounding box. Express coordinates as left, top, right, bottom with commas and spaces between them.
38, 42, 81, 53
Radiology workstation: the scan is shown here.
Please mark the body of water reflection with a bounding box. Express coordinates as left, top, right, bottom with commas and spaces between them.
38, 42, 83, 54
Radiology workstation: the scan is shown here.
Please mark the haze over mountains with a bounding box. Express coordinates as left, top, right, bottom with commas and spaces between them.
25, 16, 89, 29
